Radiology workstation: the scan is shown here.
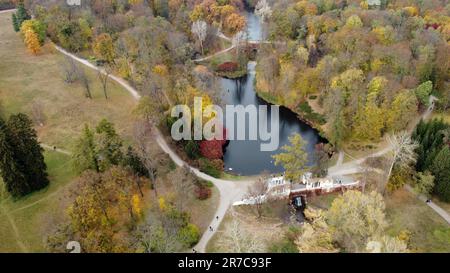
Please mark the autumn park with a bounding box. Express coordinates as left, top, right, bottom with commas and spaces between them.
0, 0, 449, 258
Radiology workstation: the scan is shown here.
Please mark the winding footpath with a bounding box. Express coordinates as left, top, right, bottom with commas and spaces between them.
328, 96, 438, 177
1, 7, 447, 254
405, 185, 450, 224
53, 42, 450, 252
52, 43, 254, 253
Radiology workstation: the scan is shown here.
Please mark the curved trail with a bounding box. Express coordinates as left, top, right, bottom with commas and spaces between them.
328, 96, 438, 177
40, 143, 71, 155
2, 9, 447, 253
0, 8, 15, 14
53, 44, 254, 252
54, 43, 449, 251
405, 185, 450, 225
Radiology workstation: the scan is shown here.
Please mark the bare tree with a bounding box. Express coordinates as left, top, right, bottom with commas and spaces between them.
168, 166, 195, 211
232, 30, 247, 57
31, 101, 46, 126
132, 120, 158, 196
97, 65, 111, 100
384, 132, 419, 193
60, 55, 79, 84
78, 68, 92, 99
255, 0, 273, 22
216, 217, 265, 253
191, 20, 207, 55
255, 0, 272, 40
361, 156, 388, 192
137, 223, 182, 253
245, 174, 269, 219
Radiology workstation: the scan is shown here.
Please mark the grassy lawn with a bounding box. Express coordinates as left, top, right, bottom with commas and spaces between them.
342, 139, 390, 163
0, 151, 77, 252
0, 11, 221, 252
0, 11, 137, 150
385, 188, 450, 252
206, 201, 289, 252
0, 11, 139, 251
189, 186, 220, 234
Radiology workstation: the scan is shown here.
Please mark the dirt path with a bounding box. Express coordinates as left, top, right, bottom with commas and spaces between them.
53, 32, 444, 250
0, 8, 15, 14
194, 45, 236, 62
330, 96, 438, 177
40, 143, 71, 155
53, 44, 254, 252
405, 185, 450, 225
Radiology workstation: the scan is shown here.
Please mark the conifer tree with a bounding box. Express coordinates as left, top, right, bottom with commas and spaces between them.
7, 114, 49, 192
0, 114, 48, 197
11, 2, 30, 32
431, 146, 450, 202
12, 13, 19, 32
72, 124, 100, 173
0, 117, 30, 197
122, 146, 149, 178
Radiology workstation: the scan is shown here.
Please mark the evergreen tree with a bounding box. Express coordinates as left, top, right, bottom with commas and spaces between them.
412, 119, 449, 171
431, 146, 450, 202
72, 124, 100, 173
7, 114, 49, 192
0, 114, 48, 197
122, 146, 149, 178
0, 117, 29, 197
12, 13, 19, 32
12, 2, 30, 32
72, 120, 125, 174
95, 119, 123, 171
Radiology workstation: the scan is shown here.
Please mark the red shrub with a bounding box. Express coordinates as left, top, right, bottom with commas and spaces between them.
195, 186, 212, 200
217, 62, 238, 72
199, 127, 227, 159
425, 23, 440, 30
200, 139, 224, 159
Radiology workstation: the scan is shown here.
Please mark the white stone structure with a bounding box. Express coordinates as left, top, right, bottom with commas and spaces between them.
233, 172, 359, 206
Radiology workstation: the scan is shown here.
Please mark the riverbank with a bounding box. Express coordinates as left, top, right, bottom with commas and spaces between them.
255, 87, 330, 141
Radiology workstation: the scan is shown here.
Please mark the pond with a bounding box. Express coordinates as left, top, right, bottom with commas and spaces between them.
217, 10, 326, 176
220, 62, 325, 176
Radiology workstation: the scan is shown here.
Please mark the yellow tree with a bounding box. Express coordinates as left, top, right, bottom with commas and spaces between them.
20, 21, 41, 55
296, 208, 338, 253
327, 190, 388, 252
354, 95, 384, 140
24, 29, 41, 55
224, 13, 246, 35
131, 194, 143, 218
387, 90, 418, 132
93, 33, 115, 63
272, 133, 308, 182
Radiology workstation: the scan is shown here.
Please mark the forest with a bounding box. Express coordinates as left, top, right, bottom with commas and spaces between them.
256, 0, 449, 147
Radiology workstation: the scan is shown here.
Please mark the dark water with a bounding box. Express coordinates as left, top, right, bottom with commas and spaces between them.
219, 11, 325, 176
245, 11, 262, 41
221, 63, 325, 175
